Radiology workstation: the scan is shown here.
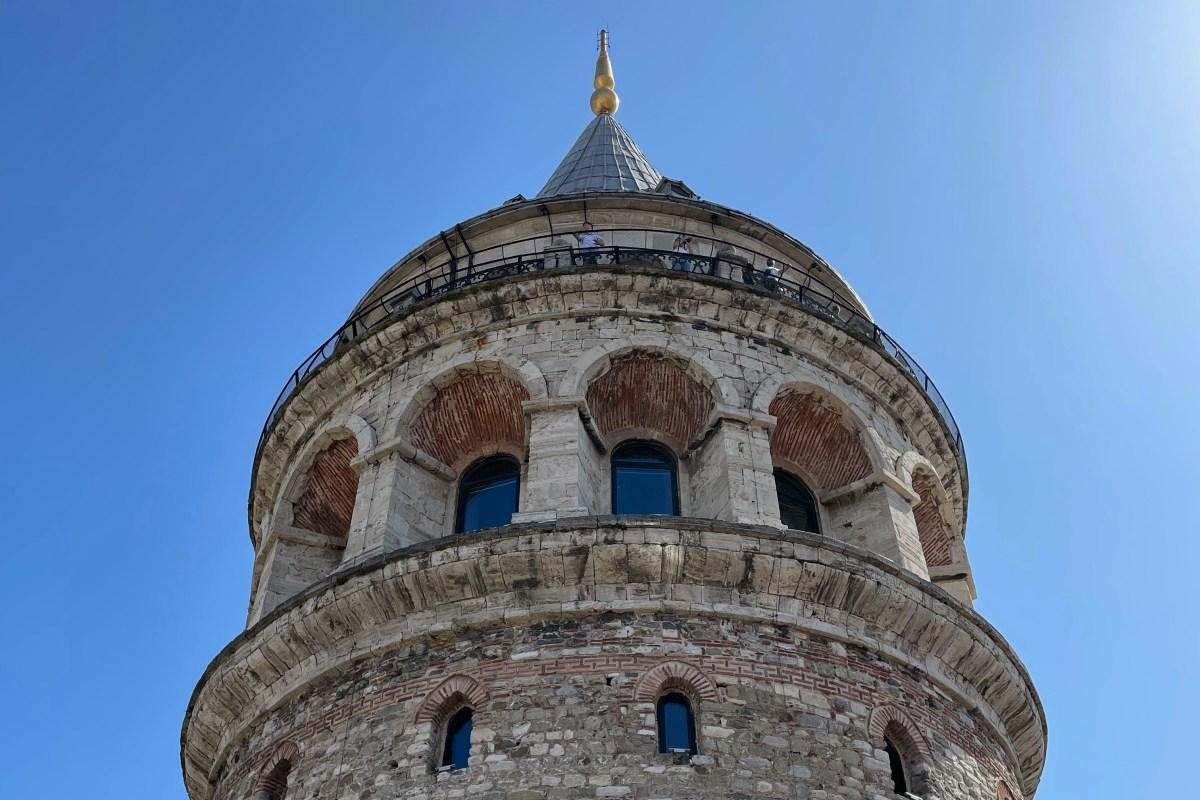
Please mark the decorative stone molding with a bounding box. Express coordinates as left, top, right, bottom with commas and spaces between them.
634, 660, 719, 703
414, 674, 490, 726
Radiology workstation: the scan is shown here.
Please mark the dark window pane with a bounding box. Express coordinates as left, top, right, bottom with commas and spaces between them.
774, 468, 820, 533
442, 707, 473, 769
456, 457, 520, 533
884, 737, 908, 793
656, 693, 697, 754
612, 441, 679, 516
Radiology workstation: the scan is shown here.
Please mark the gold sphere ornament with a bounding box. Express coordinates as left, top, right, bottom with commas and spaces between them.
590, 87, 619, 116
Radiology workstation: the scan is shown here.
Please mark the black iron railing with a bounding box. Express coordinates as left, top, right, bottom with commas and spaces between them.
256, 229, 965, 467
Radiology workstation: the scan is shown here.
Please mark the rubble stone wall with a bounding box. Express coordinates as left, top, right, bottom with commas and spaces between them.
183, 522, 1045, 800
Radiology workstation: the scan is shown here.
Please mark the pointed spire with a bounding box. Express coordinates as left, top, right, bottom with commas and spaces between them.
590, 30, 619, 116
535, 32, 665, 197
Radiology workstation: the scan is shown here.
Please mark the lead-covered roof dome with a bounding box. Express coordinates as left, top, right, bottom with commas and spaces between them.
536, 114, 663, 197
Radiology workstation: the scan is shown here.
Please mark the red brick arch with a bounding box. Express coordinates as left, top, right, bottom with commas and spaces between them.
997, 780, 1019, 800
292, 437, 358, 539
410, 370, 530, 468
868, 704, 932, 760
414, 674, 491, 726
912, 470, 953, 568
586, 352, 715, 446
768, 389, 872, 492
634, 660, 719, 703
254, 740, 299, 797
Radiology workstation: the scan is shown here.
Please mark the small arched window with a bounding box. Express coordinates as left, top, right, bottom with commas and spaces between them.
253, 758, 292, 800
774, 468, 820, 533
656, 692, 697, 754
455, 456, 520, 533
441, 707, 474, 770
884, 736, 909, 795
612, 440, 679, 516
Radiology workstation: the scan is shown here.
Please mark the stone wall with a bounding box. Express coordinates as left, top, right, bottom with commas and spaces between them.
183, 521, 1045, 800
248, 268, 971, 621
216, 615, 1022, 800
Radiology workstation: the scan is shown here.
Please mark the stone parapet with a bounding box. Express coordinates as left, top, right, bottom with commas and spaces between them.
182, 519, 1045, 800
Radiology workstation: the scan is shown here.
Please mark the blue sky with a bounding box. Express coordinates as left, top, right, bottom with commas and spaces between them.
2, 2, 1197, 797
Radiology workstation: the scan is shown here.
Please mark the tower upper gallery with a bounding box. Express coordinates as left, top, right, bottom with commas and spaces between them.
184, 34, 1045, 800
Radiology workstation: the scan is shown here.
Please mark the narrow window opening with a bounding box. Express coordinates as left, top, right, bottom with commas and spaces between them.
612, 440, 680, 516
254, 758, 292, 800
774, 468, 820, 533
455, 456, 520, 533
656, 692, 697, 755
884, 736, 908, 794
441, 707, 474, 770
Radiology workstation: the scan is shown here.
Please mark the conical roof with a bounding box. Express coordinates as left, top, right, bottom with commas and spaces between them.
536, 114, 663, 198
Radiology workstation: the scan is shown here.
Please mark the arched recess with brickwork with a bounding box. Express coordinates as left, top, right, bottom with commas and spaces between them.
583, 348, 719, 451
272, 414, 376, 542
912, 467, 954, 569
767, 385, 876, 495
401, 363, 534, 472
908, 462, 974, 602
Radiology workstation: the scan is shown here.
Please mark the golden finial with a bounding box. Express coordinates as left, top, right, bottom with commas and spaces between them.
590, 30, 619, 116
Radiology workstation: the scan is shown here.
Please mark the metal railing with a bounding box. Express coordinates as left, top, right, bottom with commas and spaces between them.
256, 229, 965, 467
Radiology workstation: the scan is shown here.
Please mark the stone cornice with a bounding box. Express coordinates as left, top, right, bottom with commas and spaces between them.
182, 519, 1044, 800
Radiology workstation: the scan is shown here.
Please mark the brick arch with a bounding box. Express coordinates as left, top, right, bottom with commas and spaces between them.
409, 369, 530, 469
291, 436, 358, 539
997, 780, 1019, 800
868, 704, 932, 760
634, 661, 719, 703
912, 469, 953, 568
414, 674, 490, 726
769, 388, 873, 492
586, 352, 716, 445
254, 740, 299, 798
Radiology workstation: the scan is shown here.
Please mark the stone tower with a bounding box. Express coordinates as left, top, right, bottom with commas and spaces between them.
183, 34, 1045, 800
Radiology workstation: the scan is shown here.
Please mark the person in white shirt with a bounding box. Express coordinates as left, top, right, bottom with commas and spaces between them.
574, 223, 605, 263
671, 236, 693, 272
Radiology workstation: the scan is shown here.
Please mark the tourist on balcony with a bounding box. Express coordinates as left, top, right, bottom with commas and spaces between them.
671, 236, 693, 272
574, 223, 605, 264
762, 257, 783, 291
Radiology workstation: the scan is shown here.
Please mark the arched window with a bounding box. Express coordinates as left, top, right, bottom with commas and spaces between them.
774, 468, 820, 533
441, 707, 474, 770
884, 736, 908, 795
656, 692, 697, 754
612, 441, 679, 516
455, 456, 520, 533
253, 758, 292, 800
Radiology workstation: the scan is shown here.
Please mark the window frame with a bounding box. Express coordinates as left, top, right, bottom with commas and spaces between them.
454, 455, 521, 534
655, 691, 698, 755
773, 467, 822, 534
610, 439, 681, 516
440, 706, 474, 771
